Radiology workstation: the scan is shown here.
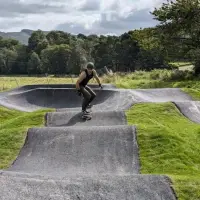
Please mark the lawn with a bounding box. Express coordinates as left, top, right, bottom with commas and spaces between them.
169, 62, 192, 67
102, 69, 196, 88
0, 76, 77, 92
169, 62, 194, 71
0, 106, 53, 169
126, 103, 200, 200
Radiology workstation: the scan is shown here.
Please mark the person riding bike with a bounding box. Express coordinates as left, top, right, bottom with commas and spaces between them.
76, 62, 102, 115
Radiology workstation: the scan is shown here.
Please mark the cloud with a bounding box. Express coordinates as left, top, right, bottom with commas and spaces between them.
0, 0, 165, 34
79, 0, 100, 11
0, 0, 66, 17
0, 18, 24, 29
57, 9, 159, 35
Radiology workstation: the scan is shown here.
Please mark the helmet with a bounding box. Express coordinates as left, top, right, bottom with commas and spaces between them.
86, 62, 94, 69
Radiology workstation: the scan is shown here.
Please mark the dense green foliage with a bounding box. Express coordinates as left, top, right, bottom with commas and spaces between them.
0, 30, 171, 75
152, 0, 200, 74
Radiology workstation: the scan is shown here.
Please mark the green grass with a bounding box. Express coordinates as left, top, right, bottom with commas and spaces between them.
0, 75, 104, 92
169, 62, 194, 71
0, 107, 54, 169
182, 88, 200, 100
172, 175, 200, 200
0, 76, 77, 92
102, 70, 200, 100
169, 62, 192, 67
103, 70, 196, 88
126, 103, 200, 200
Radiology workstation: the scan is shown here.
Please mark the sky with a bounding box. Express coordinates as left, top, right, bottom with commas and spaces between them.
0, 0, 165, 35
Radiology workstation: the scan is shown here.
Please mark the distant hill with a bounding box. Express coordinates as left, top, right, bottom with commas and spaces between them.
0, 29, 34, 45
0, 29, 49, 45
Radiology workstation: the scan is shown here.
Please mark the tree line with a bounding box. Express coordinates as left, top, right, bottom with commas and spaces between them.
0, 30, 169, 75
0, 0, 199, 75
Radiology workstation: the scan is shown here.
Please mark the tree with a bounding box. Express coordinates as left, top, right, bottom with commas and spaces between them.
92, 36, 118, 71
92, 37, 109, 69
27, 52, 41, 74
0, 38, 19, 49
41, 44, 71, 74
13, 44, 29, 74
28, 30, 48, 55
152, 0, 200, 74
0, 48, 17, 74
69, 39, 89, 74
46, 31, 72, 45
130, 28, 160, 51
128, 28, 169, 70
137, 49, 167, 71
117, 33, 140, 72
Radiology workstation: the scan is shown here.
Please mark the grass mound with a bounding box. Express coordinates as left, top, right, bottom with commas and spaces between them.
126, 103, 200, 200
0, 107, 53, 169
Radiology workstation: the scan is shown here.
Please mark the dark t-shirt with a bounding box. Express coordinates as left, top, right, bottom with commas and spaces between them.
79, 69, 94, 87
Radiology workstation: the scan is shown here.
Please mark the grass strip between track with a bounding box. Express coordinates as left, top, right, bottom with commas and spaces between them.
126, 103, 200, 200
0, 107, 54, 169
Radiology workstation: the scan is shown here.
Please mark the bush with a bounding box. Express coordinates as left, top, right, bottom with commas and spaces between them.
194, 59, 200, 75
148, 69, 194, 82
149, 70, 161, 80
131, 71, 149, 80
168, 63, 179, 70
160, 71, 171, 81
170, 70, 194, 81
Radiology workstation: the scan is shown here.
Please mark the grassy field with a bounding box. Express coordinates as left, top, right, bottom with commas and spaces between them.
126, 103, 200, 200
169, 62, 194, 71
0, 107, 53, 169
169, 62, 192, 67
0, 76, 77, 92
103, 70, 196, 88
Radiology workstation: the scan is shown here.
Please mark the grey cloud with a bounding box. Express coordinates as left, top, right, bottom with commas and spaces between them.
79, 0, 100, 11
99, 9, 157, 30
106, 1, 121, 11
0, 18, 23, 29
56, 23, 90, 35
0, 0, 66, 18
56, 9, 159, 35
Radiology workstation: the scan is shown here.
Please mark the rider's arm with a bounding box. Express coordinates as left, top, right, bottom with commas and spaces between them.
93, 70, 101, 86
76, 72, 86, 90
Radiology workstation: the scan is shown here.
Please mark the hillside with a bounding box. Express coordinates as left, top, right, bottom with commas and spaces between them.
0, 29, 34, 44
0, 29, 50, 45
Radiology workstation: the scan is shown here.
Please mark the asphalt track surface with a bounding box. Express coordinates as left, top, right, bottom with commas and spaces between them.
2, 83, 199, 199
175, 101, 200, 123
